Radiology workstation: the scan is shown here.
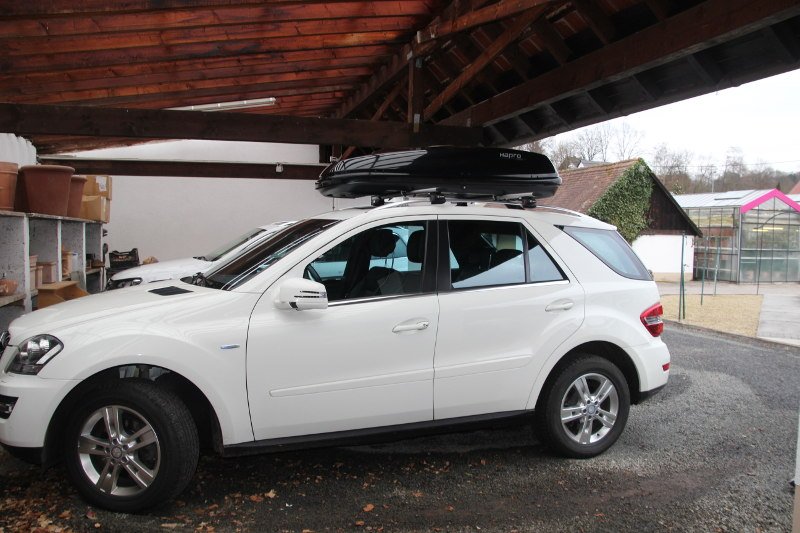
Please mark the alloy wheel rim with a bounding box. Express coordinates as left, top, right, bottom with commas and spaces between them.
77, 405, 161, 496
560, 372, 619, 445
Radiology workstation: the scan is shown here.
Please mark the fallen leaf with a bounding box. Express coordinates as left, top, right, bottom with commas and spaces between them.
446, 505, 454, 512
161, 524, 180, 529
85, 511, 97, 520
355, 521, 365, 527
411, 491, 423, 498
248, 495, 263, 503
362, 504, 375, 513
58, 511, 71, 520
265, 490, 277, 499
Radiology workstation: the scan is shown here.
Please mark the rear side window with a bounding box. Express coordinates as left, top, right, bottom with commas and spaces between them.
562, 226, 651, 281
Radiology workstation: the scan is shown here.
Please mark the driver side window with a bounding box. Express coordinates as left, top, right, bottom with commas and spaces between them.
304, 221, 428, 302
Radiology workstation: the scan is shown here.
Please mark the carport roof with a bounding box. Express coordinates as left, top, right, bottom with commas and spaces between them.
1, 0, 800, 160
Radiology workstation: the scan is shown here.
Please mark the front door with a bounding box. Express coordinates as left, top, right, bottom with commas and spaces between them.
247, 218, 438, 440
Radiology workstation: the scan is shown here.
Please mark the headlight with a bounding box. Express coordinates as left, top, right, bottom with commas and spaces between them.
106, 277, 143, 290
7, 335, 64, 375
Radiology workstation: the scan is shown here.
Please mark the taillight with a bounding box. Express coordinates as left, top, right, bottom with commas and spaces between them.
640, 303, 664, 337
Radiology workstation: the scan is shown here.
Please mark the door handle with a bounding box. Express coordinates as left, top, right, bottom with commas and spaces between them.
392, 320, 430, 333
545, 300, 574, 312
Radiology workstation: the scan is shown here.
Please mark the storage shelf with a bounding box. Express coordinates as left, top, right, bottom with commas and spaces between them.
0, 293, 26, 308
86, 267, 102, 275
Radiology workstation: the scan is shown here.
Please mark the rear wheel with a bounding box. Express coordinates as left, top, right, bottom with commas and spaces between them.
63, 380, 199, 512
536, 356, 630, 458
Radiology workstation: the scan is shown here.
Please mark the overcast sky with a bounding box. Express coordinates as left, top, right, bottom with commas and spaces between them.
549, 68, 800, 174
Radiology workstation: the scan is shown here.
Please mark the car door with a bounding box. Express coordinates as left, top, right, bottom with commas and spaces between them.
246, 217, 438, 440
433, 215, 585, 420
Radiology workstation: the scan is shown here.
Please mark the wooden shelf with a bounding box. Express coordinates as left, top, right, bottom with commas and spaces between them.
0, 293, 26, 308
86, 267, 103, 275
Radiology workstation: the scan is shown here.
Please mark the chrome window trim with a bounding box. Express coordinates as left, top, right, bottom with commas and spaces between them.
328, 291, 435, 307
445, 279, 570, 295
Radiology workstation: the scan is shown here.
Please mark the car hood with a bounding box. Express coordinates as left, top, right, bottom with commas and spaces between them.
9, 281, 224, 340
110, 257, 212, 283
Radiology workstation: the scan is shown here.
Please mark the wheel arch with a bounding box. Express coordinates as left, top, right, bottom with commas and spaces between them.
41, 365, 222, 468
528, 341, 644, 413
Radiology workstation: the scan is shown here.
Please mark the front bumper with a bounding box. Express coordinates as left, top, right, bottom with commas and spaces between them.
0, 370, 77, 449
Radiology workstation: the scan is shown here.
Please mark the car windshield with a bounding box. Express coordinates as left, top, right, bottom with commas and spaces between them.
197, 227, 267, 262
201, 218, 339, 290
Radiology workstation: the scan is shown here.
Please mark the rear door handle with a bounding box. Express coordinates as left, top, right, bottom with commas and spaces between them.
392, 320, 430, 333
545, 300, 574, 312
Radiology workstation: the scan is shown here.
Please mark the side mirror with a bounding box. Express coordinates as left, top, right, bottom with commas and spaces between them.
275, 278, 328, 311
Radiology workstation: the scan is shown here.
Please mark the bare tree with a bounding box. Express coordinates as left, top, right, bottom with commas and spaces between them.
573, 124, 612, 162
650, 143, 692, 194
613, 122, 644, 160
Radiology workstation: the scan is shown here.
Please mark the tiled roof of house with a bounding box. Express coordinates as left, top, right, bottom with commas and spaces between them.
538, 159, 640, 213
790, 181, 800, 195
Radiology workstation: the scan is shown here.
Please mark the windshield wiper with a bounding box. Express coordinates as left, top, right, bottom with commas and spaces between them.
190, 271, 213, 287
193, 256, 207, 260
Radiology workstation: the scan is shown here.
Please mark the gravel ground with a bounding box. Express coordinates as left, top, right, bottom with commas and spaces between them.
1, 324, 797, 532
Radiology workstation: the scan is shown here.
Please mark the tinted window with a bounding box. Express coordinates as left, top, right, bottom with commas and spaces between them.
305, 222, 428, 302
205, 219, 339, 290
562, 226, 651, 280
448, 220, 525, 289
527, 232, 565, 282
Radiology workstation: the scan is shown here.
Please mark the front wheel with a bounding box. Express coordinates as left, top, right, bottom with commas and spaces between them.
536, 356, 630, 458
63, 379, 199, 512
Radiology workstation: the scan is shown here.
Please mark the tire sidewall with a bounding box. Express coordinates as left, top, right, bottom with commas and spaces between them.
63, 380, 197, 512
542, 356, 630, 458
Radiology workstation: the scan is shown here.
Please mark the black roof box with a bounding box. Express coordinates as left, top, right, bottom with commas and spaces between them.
316, 147, 561, 200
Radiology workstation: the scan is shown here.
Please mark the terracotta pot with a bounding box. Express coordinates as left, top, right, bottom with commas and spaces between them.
0, 161, 18, 211
18, 164, 75, 216
0, 278, 18, 296
67, 175, 88, 218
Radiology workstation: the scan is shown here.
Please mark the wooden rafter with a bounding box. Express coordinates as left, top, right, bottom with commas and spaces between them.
440, 0, 800, 128
423, 7, 546, 119
415, 0, 558, 44
341, 79, 407, 159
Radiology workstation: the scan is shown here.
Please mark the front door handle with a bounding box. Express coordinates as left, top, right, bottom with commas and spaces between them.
545, 300, 574, 312
392, 320, 430, 333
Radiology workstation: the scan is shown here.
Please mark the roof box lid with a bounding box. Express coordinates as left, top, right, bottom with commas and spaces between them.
316, 147, 561, 200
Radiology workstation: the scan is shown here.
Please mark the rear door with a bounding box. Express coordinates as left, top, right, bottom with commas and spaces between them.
433, 215, 585, 419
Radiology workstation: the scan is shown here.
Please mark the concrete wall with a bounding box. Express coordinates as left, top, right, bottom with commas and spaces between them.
69, 140, 367, 261
632, 234, 695, 282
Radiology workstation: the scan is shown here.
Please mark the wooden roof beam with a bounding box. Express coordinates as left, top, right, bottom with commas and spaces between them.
0, 103, 483, 149
440, 0, 800, 128
424, 7, 546, 119
571, 0, 616, 45
415, 0, 559, 45
39, 157, 326, 180
531, 18, 572, 64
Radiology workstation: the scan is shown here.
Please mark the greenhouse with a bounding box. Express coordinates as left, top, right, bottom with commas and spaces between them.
675, 190, 800, 283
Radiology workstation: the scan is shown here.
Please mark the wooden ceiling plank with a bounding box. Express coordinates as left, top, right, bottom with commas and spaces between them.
12, 67, 375, 105
4, 32, 409, 74
3, 16, 425, 57
1, 0, 434, 17
0, 103, 483, 149
440, 0, 800, 128
341, 78, 407, 158
69, 77, 372, 109
2, 2, 434, 37
415, 0, 558, 44
644, 0, 671, 21
0, 46, 393, 93
423, 7, 545, 119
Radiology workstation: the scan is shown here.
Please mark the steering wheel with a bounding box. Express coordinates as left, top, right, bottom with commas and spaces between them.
304, 264, 323, 283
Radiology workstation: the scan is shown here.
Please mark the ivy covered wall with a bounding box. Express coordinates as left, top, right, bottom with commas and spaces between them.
587, 159, 654, 242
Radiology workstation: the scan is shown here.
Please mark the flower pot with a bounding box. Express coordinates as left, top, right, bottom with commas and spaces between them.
0, 161, 18, 211
67, 175, 88, 218
0, 278, 18, 296
18, 164, 75, 216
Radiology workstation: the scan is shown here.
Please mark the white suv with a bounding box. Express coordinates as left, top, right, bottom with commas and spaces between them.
0, 198, 669, 512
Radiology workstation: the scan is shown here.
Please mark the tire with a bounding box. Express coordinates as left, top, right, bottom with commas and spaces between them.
535, 355, 630, 458
63, 379, 199, 512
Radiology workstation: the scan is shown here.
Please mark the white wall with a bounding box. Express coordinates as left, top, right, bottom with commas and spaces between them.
68, 140, 366, 261
632, 234, 695, 282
